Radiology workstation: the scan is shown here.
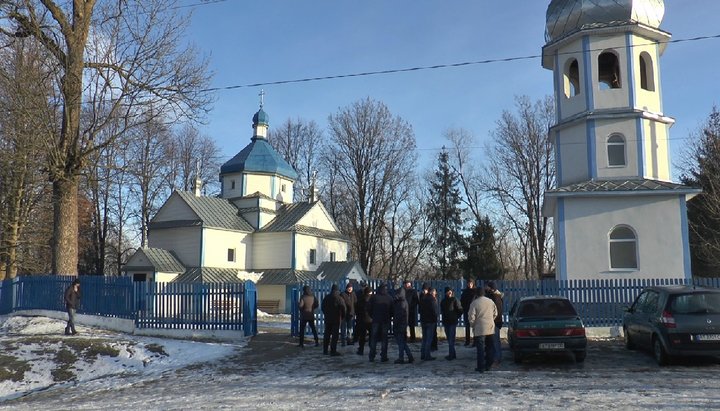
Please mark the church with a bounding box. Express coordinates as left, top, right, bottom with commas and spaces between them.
541, 0, 701, 280
123, 101, 367, 313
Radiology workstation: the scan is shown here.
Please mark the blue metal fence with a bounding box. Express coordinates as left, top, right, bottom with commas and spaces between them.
290, 277, 720, 336
0, 275, 258, 336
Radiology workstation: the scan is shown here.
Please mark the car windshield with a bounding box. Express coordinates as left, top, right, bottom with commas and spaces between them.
517, 299, 577, 317
669, 292, 720, 314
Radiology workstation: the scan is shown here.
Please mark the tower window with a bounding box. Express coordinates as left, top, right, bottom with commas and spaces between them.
598, 51, 621, 90
639, 52, 655, 92
228, 248, 236, 262
281, 184, 286, 193
309, 249, 316, 265
609, 226, 638, 270
330, 252, 336, 262
231, 180, 236, 190
563, 59, 580, 98
607, 134, 626, 167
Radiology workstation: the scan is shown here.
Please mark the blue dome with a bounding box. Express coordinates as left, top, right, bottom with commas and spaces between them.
220, 137, 298, 180
252, 108, 269, 127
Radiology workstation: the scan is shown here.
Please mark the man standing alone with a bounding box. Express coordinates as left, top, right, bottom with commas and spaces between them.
468, 288, 497, 373
64, 279, 80, 335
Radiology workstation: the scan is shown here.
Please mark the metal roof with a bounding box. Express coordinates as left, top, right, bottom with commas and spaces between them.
546, 179, 700, 195
315, 261, 368, 283
256, 269, 317, 285
219, 137, 298, 180
174, 191, 254, 232
130, 248, 186, 273
261, 202, 314, 231
172, 267, 245, 283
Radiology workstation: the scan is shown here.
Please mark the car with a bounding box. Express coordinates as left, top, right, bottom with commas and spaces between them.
623, 285, 720, 365
507, 296, 588, 364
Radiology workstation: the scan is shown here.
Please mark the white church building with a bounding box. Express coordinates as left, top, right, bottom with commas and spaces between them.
541, 0, 701, 280
123, 103, 367, 312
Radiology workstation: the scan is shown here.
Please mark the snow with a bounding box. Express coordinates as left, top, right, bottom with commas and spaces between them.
1, 314, 719, 410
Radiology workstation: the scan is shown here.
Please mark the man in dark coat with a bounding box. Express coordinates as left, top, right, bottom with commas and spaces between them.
440, 287, 463, 360
340, 282, 357, 346
392, 288, 414, 364
368, 283, 393, 362
321, 284, 346, 356
485, 281, 504, 365
64, 279, 81, 335
403, 280, 419, 342
298, 285, 319, 348
419, 286, 439, 361
354, 286, 373, 355
460, 280, 476, 346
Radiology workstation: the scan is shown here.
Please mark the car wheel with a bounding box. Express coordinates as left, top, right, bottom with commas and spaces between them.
575, 351, 586, 363
653, 336, 669, 366
624, 327, 636, 350
512, 351, 523, 364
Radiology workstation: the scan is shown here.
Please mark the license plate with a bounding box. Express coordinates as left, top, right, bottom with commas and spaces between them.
694, 334, 720, 342
539, 343, 565, 349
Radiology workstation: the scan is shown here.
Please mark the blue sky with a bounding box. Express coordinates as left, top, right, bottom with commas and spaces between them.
185, 0, 720, 176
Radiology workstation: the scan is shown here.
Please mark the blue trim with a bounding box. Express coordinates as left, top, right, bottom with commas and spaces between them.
557, 198, 567, 281
199, 228, 204, 267
679, 196, 692, 279
555, 130, 563, 184
271, 176, 277, 199
625, 33, 635, 108
291, 232, 296, 269
242, 174, 247, 197
656, 42, 663, 112
582, 36, 594, 111
555, 51, 562, 121
636, 117, 645, 178
587, 119, 597, 179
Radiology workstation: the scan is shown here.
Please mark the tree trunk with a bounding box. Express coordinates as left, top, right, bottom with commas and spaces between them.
52, 177, 79, 275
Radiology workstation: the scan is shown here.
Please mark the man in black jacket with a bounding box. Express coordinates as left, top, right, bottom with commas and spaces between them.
419, 286, 439, 361
403, 280, 419, 342
321, 284, 346, 356
392, 288, 414, 364
368, 284, 393, 362
460, 280, 476, 346
64, 279, 81, 335
340, 283, 357, 346
440, 287, 463, 360
298, 285, 319, 348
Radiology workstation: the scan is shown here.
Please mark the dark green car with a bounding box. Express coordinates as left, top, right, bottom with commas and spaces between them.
507, 296, 588, 363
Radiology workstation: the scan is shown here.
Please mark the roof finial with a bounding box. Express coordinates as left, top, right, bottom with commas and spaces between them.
259, 89, 265, 109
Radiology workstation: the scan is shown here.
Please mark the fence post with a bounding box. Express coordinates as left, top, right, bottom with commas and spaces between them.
290, 286, 299, 337
243, 281, 257, 336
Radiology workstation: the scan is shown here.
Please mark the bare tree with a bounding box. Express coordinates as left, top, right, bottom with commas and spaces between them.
483, 96, 556, 279
323, 98, 417, 278
165, 125, 221, 194
269, 118, 323, 201
1, 0, 212, 275
444, 128, 488, 225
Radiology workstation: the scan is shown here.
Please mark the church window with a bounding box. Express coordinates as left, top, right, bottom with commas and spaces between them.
607, 134, 626, 167
330, 252, 336, 262
309, 249, 316, 265
228, 248, 236, 262
231, 180, 236, 190
609, 226, 638, 270
639, 52, 655, 91
563, 58, 580, 98
281, 184, 286, 193
598, 51, 621, 90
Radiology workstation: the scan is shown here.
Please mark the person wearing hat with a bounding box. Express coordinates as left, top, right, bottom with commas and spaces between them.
418, 286, 439, 361
403, 280, 419, 343
460, 279, 476, 346
485, 281, 504, 366
63, 278, 81, 335
340, 282, 357, 346
298, 285, 319, 348
440, 287, 463, 360
321, 284, 346, 356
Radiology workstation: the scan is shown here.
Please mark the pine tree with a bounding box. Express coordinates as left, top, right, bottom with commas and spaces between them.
427, 148, 466, 279
463, 216, 502, 280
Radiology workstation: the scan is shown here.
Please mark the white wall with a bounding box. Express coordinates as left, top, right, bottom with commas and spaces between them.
149, 227, 201, 267
252, 232, 292, 269
294, 233, 349, 271
153, 194, 197, 222
202, 228, 251, 269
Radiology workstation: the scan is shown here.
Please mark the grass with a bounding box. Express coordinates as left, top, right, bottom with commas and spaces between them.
0, 354, 32, 382
145, 343, 168, 357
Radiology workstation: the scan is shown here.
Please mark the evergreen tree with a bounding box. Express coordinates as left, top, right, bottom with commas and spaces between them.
427, 148, 466, 279
463, 216, 502, 280
682, 107, 720, 277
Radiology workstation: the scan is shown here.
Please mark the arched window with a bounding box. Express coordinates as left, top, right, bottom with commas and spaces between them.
639, 52, 655, 91
609, 226, 638, 270
607, 134, 626, 167
563, 59, 580, 98
598, 51, 621, 90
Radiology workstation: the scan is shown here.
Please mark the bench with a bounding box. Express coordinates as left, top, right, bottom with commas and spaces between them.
257, 299, 280, 314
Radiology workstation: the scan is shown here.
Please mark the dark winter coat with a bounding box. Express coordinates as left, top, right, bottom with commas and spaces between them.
340, 290, 357, 317
298, 286, 319, 321
321, 286, 346, 323
368, 285, 393, 324
440, 295, 463, 326
355, 292, 373, 324
460, 286, 475, 315
64, 284, 80, 310
404, 285, 419, 326
419, 293, 439, 324
487, 290, 504, 328
392, 288, 409, 332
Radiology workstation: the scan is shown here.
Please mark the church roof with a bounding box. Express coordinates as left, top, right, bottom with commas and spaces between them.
129, 248, 186, 273
315, 261, 368, 283
546, 179, 701, 196
261, 202, 350, 241
256, 269, 317, 285
174, 191, 254, 232
219, 137, 299, 180
546, 0, 665, 43
173, 267, 245, 283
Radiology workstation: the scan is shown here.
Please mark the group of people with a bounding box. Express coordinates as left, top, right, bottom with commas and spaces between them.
297, 279, 504, 373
